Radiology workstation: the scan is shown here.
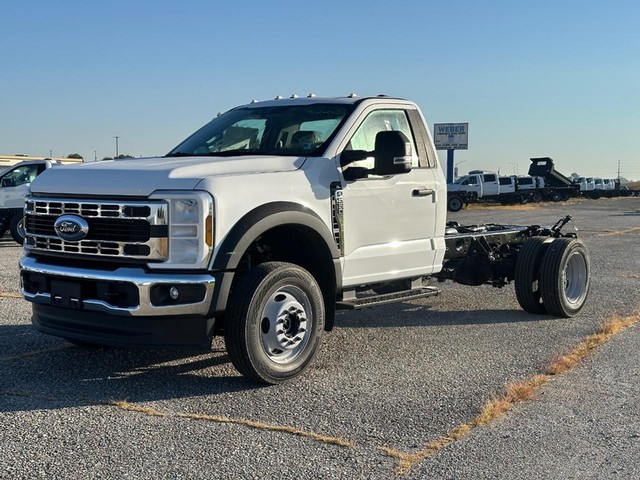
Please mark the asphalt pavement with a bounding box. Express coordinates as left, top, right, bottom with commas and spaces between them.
1, 197, 639, 479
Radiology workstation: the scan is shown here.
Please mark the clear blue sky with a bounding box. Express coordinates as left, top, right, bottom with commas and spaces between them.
2, 0, 639, 179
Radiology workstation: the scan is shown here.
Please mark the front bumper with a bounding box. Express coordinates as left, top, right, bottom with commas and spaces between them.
20, 256, 217, 347
20, 256, 215, 317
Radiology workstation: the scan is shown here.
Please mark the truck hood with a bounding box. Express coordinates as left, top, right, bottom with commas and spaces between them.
30, 155, 305, 197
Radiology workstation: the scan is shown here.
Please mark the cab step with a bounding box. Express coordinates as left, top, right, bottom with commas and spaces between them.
336, 286, 440, 310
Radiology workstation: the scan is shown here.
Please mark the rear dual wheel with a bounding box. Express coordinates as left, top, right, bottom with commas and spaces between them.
515, 237, 590, 317
514, 237, 553, 314
539, 238, 590, 317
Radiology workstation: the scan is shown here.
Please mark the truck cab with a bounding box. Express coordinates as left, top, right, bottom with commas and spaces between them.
576, 177, 593, 191
448, 171, 499, 198
594, 178, 605, 190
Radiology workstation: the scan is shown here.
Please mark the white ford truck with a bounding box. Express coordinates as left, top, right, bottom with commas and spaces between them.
20, 95, 590, 383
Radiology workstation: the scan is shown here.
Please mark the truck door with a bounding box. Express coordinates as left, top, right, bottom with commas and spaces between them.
0, 164, 44, 209
482, 173, 499, 195
458, 174, 482, 197
338, 107, 445, 287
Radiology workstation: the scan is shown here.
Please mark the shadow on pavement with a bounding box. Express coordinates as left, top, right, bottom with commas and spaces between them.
335, 304, 555, 329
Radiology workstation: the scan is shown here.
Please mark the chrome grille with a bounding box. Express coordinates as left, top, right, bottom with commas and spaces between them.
24, 196, 168, 261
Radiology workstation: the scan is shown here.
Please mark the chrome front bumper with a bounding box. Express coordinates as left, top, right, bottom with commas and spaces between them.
20, 256, 216, 317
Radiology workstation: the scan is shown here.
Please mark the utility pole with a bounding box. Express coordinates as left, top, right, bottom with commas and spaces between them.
114, 136, 120, 158
94, 150, 97, 161
617, 160, 621, 180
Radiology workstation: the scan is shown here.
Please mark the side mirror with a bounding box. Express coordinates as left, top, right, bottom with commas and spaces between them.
343, 166, 369, 181
374, 131, 412, 176
340, 149, 369, 166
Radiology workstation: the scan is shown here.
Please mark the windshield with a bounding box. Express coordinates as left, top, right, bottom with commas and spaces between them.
167, 103, 354, 158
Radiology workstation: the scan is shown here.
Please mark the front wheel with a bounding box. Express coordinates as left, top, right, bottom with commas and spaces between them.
448, 195, 464, 212
10, 215, 25, 245
539, 238, 590, 317
224, 262, 325, 384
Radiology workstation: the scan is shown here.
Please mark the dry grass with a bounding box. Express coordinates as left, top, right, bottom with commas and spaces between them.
0, 292, 22, 299
381, 311, 640, 475
621, 273, 640, 279
110, 400, 355, 448
109, 400, 169, 417
465, 203, 544, 211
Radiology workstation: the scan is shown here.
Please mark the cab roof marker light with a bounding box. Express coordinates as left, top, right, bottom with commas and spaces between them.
290, 94, 299, 99
274, 95, 284, 100
307, 93, 316, 98
250, 99, 258, 103
348, 93, 358, 98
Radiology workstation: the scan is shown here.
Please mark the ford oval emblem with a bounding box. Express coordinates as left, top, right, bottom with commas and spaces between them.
54, 215, 89, 241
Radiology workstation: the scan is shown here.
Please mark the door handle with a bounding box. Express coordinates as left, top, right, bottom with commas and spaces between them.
412, 188, 435, 197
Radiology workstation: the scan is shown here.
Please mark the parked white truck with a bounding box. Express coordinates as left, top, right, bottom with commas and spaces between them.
0, 159, 64, 244
20, 95, 590, 383
447, 171, 530, 210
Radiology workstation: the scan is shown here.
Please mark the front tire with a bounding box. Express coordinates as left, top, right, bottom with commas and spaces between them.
448, 195, 464, 212
10, 215, 25, 245
225, 262, 325, 384
539, 238, 590, 317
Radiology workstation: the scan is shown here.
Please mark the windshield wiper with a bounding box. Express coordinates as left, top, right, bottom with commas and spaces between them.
166, 150, 262, 158
165, 152, 192, 157
202, 150, 260, 157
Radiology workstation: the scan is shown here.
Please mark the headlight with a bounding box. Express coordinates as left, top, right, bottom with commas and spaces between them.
149, 190, 214, 269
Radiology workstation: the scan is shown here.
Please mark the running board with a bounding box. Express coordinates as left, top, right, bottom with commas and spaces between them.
336, 286, 440, 310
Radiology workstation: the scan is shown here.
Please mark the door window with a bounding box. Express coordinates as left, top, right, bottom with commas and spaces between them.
0, 165, 40, 187
346, 110, 419, 170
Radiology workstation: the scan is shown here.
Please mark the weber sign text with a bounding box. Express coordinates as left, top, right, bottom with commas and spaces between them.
434, 123, 468, 150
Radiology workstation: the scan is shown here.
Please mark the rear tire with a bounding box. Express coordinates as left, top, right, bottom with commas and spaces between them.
10, 215, 25, 245
532, 192, 543, 203
515, 237, 554, 314
224, 262, 325, 384
539, 238, 590, 317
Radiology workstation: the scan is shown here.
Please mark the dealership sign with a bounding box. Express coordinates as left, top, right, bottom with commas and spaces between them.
433, 123, 468, 150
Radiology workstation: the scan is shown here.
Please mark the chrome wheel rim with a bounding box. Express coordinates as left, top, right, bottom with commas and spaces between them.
564, 251, 587, 304
17, 218, 25, 239
260, 285, 312, 364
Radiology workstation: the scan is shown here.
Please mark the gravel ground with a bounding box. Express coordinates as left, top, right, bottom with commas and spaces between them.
1, 197, 639, 479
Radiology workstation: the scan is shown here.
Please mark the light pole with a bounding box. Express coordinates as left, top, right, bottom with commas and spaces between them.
454, 160, 466, 180
114, 136, 120, 158
509, 162, 518, 176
